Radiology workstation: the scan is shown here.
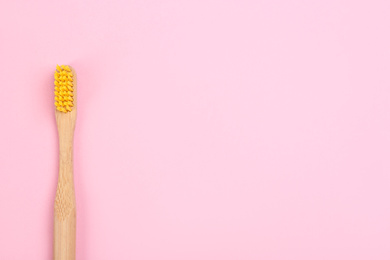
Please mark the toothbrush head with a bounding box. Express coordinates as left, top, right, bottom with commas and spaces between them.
54, 65, 74, 113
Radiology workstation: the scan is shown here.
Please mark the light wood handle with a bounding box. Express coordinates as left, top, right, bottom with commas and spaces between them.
54, 132, 76, 260
54, 207, 76, 260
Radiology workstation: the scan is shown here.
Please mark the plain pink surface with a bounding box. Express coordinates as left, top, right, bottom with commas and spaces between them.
1, 0, 390, 259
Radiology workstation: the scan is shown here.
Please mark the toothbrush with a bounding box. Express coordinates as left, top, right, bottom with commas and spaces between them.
53, 65, 77, 260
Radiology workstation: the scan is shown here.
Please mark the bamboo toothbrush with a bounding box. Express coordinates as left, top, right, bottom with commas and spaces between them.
53, 65, 77, 260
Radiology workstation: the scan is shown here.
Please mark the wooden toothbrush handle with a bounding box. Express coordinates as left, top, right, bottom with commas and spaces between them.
54, 207, 76, 260
54, 147, 76, 260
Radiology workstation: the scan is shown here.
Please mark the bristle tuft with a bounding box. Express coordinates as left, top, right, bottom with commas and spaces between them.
54, 65, 74, 113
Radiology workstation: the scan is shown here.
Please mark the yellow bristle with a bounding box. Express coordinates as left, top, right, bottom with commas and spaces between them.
54, 65, 74, 113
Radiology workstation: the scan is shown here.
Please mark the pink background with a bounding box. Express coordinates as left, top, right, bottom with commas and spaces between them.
1, 0, 390, 259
